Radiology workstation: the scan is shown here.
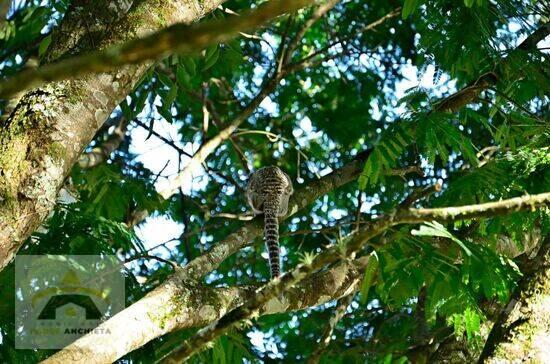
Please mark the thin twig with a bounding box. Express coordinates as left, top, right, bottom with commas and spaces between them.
124, 254, 178, 270
133, 118, 193, 158
307, 291, 355, 364
400, 182, 442, 208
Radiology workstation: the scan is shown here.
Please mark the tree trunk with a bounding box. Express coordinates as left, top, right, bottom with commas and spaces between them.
0, 0, 223, 271
480, 241, 550, 363
429, 241, 549, 363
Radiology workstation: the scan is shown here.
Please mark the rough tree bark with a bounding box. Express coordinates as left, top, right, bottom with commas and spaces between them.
0, 0, 224, 270
425, 239, 548, 363
43, 248, 368, 363
480, 240, 550, 363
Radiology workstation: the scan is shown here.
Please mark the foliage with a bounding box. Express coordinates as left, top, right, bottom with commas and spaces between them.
0, 0, 548, 362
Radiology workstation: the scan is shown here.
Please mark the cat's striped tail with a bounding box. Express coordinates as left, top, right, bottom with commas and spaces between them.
263, 201, 281, 278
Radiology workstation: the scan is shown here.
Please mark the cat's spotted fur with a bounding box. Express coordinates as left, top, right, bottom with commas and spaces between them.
246, 166, 293, 278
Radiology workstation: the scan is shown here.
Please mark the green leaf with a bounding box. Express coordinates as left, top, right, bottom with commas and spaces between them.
176, 64, 193, 89
412, 222, 473, 256
464, 307, 481, 340
402, 0, 420, 19
180, 57, 197, 76
360, 252, 379, 304
359, 123, 413, 189
38, 35, 52, 58
203, 46, 220, 71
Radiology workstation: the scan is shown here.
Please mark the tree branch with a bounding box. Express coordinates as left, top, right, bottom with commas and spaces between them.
78, 117, 129, 169
477, 239, 549, 363
158, 69, 283, 199
44, 255, 369, 363
282, 0, 341, 65
133, 118, 193, 158
434, 22, 548, 113
158, 0, 343, 199
177, 150, 373, 282
0, 0, 322, 98
0, 0, 230, 272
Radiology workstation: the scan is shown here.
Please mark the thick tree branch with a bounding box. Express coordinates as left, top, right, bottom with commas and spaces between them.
478, 239, 549, 363
43, 255, 368, 363
0, 0, 322, 98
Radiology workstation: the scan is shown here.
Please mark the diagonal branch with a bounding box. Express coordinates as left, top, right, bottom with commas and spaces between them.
434, 21, 549, 113
158, 0, 344, 199
159, 70, 283, 199
78, 117, 129, 169
177, 150, 372, 281
44, 252, 369, 363
282, 0, 341, 65
307, 291, 356, 364
133, 118, 193, 158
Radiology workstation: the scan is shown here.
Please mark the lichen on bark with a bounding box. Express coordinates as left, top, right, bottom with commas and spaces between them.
0, 87, 66, 239
485, 244, 550, 363
0, 0, 225, 271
